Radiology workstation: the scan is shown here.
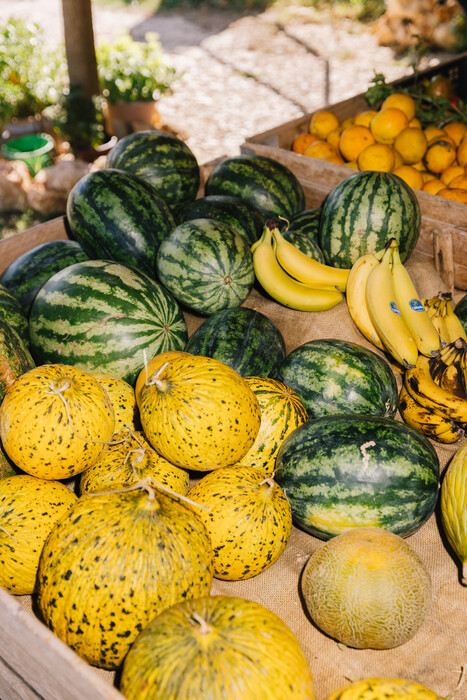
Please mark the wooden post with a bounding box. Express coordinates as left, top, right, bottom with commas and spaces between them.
61, 0, 100, 97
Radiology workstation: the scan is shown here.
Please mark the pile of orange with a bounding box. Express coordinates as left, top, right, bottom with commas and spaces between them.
292, 94, 467, 204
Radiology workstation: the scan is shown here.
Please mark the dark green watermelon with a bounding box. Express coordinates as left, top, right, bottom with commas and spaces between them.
106, 129, 200, 210
288, 207, 322, 241
277, 339, 398, 419
0, 240, 89, 315
318, 170, 421, 268
156, 218, 255, 316
0, 284, 29, 344
275, 414, 439, 540
205, 155, 305, 220
454, 294, 467, 335
282, 230, 325, 263
0, 319, 35, 402
174, 194, 265, 246
66, 169, 175, 278
185, 306, 286, 377
29, 260, 188, 385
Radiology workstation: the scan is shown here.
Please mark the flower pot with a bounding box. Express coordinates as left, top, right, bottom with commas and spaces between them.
1, 133, 55, 176
104, 100, 162, 139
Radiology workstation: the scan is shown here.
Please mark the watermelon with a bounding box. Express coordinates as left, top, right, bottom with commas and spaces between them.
454, 294, 467, 334
0, 319, 35, 402
66, 169, 175, 278
288, 207, 322, 241
205, 155, 305, 220
156, 218, 255, 315
277, 339, 398, 419
282, 230, 325, 263
0, 284, 29, 344
275, 414, 439, 540
28, 260, 188, 385
106, 129, 200, 210
174, 194, 265, 246
185, 307, 286, 377
318, 171, 421, 268
0, 240, 89, 315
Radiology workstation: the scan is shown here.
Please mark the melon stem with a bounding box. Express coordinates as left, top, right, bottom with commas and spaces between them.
192, 611, 213, 635
146, 361, 169, 391
259, 477, 275, 490
0, 526, 17, 543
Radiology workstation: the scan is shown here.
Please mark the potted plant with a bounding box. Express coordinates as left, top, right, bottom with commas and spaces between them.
96, 32, 180, 138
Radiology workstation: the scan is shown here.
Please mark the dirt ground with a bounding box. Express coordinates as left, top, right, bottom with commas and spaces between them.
0, 0, 458, 163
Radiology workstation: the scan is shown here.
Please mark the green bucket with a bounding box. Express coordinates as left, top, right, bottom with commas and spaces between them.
1, 132, 55, 175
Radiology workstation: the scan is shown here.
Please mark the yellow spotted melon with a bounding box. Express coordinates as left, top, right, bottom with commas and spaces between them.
440, 443, 467, 584
139, 354, 261, 471
325, 678, 444, 699
0, 474, 77, 594
301, 527, 432, 649
79, 430, 189, 496
120, 595, 315, 700
37, 482, 214, 669
0, 364, 115, 480
236, 376, 308, 475
93, 371, 137, 433
134, 349, 190, 407
189, 465, 292, 580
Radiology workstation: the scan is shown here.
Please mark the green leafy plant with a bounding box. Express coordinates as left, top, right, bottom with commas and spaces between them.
0, 17, 67, 129
45, 87, 107, 154
96, 32, 180, 104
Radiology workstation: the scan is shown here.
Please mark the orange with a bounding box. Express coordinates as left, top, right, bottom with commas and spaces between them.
353, 110, 378, 128
443, 121, 467, 146
338, 124, 375, 162
357, 143, 395, 172
423, 178, 445, 195
370, 108, 409, 145
392, 165, 424, 190
309, 110, 340, 139
457, 141, 467, 167
292, 132, 320, 154
327, 126, 344, 150
412, 160, 425, 171
409, 117, 422, 128
393, 127, 427, 164
340, 116, 355, 129
440, 164, 466, 185
428, 133, 457, 149
424, 125, 446, 143
324, 154, 346, 165
381, 92, 416, 121
437, 187, 467, 204
421, 170, 437, 183
346, 160, 359, 170
393, 149, 403, 169
303, 140, 338, 160
424, 139, 457, 174
448, 174, 467, 190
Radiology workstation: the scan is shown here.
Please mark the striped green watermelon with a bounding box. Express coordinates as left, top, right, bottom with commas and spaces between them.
454, 294, 467, 334
277, 339, 398, 419
205, 155, 305, 220
28, 260, 187, 385
288, 207, 322, 241
185, 306, 286, 377
282, 230, 325, 263
318, 171, 421, 268
174, 194, 265, 246
156, 218, 255, 315
0, 284, 29, 345
275, 414, 439, 540
0, 319, 35, 402
66, 169, 175, 278
0, 240, 89, 315
106, 129, 200, 210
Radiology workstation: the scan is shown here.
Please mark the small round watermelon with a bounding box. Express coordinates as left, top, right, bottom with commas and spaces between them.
277, 338, 398, 419
205, 155, 305, 220
0, 284, 29, 345
282, 230, 324, 263
185, 306, 286, 377
156, 218, 255, 315
288, 207, 322, 242
106, 129, 200, 210
318, 170, 421, 268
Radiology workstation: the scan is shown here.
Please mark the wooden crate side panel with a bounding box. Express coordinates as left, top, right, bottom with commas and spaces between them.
0, 589, 124, 700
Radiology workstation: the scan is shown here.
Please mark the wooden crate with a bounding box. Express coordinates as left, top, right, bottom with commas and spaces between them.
241, 54, 467, 291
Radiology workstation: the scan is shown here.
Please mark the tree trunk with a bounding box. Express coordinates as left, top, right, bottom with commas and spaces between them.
61, 0, 99, 97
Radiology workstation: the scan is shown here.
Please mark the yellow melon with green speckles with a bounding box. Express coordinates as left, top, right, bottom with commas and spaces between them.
440, 443, 467, 584
188, 465, 292, 580
92, 371, 137, 433
325, 677, 444, 700
79, 430, 189, 496
140, 354, 261, 471
0, 364, 115, 480
0, 474, 77, 594
37, 484, 214, 670
235, 376, 308, 476
120, 595, 315, 700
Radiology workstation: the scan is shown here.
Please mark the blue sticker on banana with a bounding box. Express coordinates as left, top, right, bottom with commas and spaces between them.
390, 301, 401, 315
409, 298, 424, 311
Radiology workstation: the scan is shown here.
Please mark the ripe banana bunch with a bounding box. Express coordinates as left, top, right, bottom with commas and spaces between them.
423, 292, 467, 345
401, 339, 467, 443
250, 220, 346, 312
346, 237, 441, 369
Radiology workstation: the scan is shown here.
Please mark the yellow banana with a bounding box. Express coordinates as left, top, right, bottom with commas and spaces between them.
345, 253, 385, 351
439, 361, 467, 399
365, 241, 419, 368
443, 295, 467, 343
404, 353, 467, 423
251, 222, 344, 312
391, 243, 441, 357
271, 226, 350, 292
398, 385, 464, 443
